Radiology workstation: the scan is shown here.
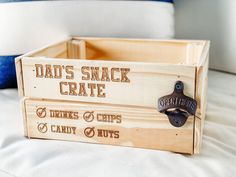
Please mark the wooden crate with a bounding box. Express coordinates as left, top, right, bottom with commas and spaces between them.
16, 37, 210, 154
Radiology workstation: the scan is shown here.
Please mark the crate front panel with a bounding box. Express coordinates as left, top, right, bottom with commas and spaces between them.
21, 57, 196, 109
23, 99, 194, 154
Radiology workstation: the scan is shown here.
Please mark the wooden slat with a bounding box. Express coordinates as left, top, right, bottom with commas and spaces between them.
55, 51, 67, 59
185, 42, 205, 65
73, 37, 206, 65
194, 117, 202, 154
67, 39, 86, 59
21, 98, 29, 137
23, 98, 194, 154
82, 38, 188, 64
30, 41, 68, 58
20, 57, 196, 109
194, 41, 210, 153
15, 57, 24, 96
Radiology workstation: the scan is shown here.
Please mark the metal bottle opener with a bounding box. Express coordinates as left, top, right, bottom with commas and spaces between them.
158, 81, 197, 127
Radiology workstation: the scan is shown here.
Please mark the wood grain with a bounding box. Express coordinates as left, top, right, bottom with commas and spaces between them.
20, 57, 195, 108
23, 98, 194, 154
15, 57, 24, 96
194, 41, 210, 153
74, 37, 206, 65
15, 37, 210, 154
67, 39, 86, 59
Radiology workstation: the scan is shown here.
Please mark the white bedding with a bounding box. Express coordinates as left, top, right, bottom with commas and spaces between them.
0, 70, 235, 177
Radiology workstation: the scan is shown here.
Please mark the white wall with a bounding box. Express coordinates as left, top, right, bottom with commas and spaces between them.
175, 0, 236, 73
0, 1, 174, 55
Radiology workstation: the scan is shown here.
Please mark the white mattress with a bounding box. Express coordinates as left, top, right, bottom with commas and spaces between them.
0, 70, 236, 177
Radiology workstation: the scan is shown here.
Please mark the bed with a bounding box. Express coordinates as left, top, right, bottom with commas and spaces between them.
1, 1, 236, 176
0, 70, 235, 177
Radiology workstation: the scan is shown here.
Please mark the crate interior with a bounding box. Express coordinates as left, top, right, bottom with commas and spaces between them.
29, 37, 206, 65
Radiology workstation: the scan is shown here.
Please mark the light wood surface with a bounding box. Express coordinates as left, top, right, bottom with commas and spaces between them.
194, 41, 210, 153
20, 57, 195, 108
73, 37, 206, 64
67, 39, 86, 59
15, 37, 210, 154
23, 98, 194, 154
15, 57, 24, 97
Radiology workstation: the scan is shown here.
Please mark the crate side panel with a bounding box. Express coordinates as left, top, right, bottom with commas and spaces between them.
24, 99, 194, 154
194, 42, 209, 153
15, 57, 24, 96
21, 57, 196, 109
